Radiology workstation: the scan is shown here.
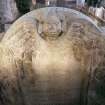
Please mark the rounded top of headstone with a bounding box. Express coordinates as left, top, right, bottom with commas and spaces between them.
2, 7, 103, 46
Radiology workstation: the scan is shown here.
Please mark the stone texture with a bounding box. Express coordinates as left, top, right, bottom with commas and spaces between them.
0, 7, 105, 105
0, 0, 19, 23
0, 0, 19, 31
0, 32, 4, 40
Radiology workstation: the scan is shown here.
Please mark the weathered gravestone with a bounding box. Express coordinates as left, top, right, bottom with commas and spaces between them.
0, 0, 19, 32
0, 7, 105, 105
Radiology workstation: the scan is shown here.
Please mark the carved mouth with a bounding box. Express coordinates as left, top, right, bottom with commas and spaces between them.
46, 32, 59, 36
40, 31, 63, 41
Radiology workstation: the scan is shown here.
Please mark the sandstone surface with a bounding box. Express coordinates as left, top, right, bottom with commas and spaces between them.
0, 7, 105, 105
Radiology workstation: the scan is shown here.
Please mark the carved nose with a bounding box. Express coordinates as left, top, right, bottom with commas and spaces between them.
48, 25, 57, 33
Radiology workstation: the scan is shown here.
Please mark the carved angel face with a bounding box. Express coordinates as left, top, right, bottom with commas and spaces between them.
37, 16, 63, 40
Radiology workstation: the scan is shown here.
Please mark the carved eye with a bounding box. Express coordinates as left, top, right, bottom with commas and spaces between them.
42, 22, 61, 33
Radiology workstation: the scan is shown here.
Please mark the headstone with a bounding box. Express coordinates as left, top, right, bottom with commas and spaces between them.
0, 0, 19, 31
95, 7, 104, 19
0, 7, 105, 105
77, 0, 85, 7
89, 7, 96, 16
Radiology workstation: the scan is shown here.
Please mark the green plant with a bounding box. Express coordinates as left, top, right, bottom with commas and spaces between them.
86, 0, 98, 7
15, 0, 30, 14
